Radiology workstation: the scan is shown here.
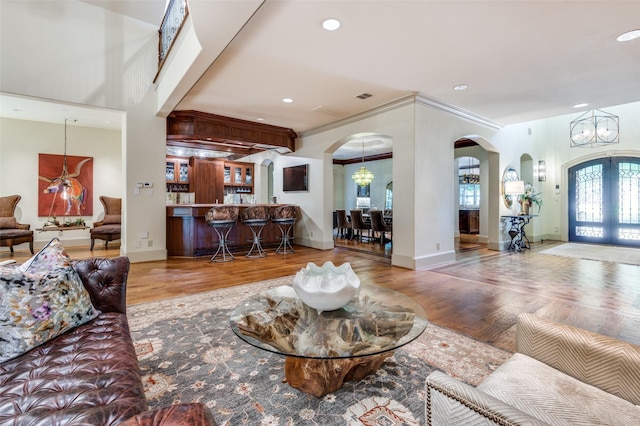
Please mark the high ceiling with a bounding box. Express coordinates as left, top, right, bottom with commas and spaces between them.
174, 1, 640, 133
3, 1, 639, 160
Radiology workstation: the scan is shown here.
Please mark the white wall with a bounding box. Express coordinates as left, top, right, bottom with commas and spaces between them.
342, 159, 393, 211
412, 102, 499, 268
1, 1, 167, 262
3, 2, 638, 266
0, 118, 121, 250
493, 101, 640, 243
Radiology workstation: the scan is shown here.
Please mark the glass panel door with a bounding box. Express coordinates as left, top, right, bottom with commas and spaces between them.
178, 162, 189, 182
166, 162, 175, 181
569, 157, 640, 246
614, 159, 640, 244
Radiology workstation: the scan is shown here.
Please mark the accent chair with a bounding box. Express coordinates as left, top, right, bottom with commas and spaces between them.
90, 196, 121, 250
0, 195, 34, 255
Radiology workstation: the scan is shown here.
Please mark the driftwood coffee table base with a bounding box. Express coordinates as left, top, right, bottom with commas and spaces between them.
284, 351, 391, 397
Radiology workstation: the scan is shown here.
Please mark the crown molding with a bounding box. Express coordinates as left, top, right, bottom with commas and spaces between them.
414, 93, 502, 130
301, 92, 501, 138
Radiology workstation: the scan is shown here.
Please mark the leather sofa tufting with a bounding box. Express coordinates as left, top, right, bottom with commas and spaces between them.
425, 313, 640, 425
0, 256, 215, 425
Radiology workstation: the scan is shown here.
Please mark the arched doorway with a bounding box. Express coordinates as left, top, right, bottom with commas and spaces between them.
331, 133, 393, 257
569, 156, 640, 247
454, 139, 485, 251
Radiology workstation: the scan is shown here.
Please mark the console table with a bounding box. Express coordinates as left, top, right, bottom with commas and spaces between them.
36, 226, 89, 232
502, 215, 537, 252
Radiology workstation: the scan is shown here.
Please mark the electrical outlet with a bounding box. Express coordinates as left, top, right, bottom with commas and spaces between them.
436, 242, 440, 250
147, 239, 153, 247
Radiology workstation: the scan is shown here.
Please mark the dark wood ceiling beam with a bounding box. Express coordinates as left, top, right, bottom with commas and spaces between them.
167, 110, 297, 154
167, 140, 263, 156
333, 152, 392, 165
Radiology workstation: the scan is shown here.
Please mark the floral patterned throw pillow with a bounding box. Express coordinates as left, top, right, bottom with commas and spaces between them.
0, 238, 99, 363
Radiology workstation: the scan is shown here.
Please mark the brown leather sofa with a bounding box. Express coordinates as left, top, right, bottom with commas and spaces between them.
0, 256, 215, 425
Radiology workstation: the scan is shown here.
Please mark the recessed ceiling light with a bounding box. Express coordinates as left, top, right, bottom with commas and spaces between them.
322, 18, 341, 31
256, 117, 264, 121
617, 29, 640, 42
453, 84, 469, 91
573, 103, 589, 108
282, 98, 294, 103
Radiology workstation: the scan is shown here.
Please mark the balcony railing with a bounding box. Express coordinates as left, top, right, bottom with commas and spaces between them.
157, 0, 189, 76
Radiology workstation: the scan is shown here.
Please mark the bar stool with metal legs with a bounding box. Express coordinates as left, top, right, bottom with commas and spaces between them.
205, 206, 239, 262
240, 205, 270, 258
272, 205, 297, 254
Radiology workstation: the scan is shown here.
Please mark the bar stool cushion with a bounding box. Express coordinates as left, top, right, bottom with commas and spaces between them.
272, 205, 297, 222
241, 206, 271, 223
206, 206, 239, 224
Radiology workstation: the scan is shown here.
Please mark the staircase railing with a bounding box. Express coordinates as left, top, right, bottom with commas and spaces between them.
156, 0, 189, 78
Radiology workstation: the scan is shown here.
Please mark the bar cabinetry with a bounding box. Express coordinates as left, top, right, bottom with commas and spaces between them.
189, 158, 225, 204
166, 157, 191, 192
459, 209, 479, 234
166, 204, 290, 257
224, 162, 254, 194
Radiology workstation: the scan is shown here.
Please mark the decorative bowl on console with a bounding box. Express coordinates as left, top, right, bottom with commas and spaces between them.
292, 261, 361, 312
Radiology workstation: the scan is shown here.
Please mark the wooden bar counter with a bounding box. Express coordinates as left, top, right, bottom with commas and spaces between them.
166, 204, 291, 257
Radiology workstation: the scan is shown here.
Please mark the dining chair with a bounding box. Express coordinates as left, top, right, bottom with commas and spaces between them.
370, 209, 392, 244
336, 210, 351, 239
349, 209, 371, 242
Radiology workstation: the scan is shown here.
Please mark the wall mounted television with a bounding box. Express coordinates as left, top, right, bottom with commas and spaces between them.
283, 164, 308, 192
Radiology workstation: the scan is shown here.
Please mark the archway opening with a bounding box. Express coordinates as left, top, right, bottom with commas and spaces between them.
330, 133, 393, 258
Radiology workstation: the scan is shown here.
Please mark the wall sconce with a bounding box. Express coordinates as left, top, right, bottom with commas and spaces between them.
538, 160, 546, 182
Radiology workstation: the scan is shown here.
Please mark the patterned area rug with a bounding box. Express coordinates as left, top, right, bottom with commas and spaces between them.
127, 277, 510, 425
539, 243, 640, 265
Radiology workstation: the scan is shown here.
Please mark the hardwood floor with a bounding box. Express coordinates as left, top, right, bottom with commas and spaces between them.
4, 239, 639, 353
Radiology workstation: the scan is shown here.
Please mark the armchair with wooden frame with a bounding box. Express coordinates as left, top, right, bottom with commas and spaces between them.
0, 195, 34, 255
90, 196, 121, 250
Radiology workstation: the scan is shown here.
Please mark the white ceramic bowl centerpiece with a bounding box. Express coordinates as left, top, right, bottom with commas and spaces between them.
292, 261, 361, 312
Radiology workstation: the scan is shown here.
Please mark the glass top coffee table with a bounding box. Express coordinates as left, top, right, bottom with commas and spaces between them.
230, 284, 428, 397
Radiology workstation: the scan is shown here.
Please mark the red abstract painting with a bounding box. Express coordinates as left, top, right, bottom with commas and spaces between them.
38, 154, 93, 217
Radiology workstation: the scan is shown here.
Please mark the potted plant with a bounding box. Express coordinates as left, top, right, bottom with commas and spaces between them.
519, 183, 542, 215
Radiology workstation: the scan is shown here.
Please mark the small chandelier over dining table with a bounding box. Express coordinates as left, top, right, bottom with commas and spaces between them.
352, 139, 374, 186
570, 108, 619, 148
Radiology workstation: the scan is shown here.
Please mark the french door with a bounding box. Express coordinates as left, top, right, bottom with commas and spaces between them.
569, 157, 640, 247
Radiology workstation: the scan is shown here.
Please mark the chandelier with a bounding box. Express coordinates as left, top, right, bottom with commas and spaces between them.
59, 118, 76, 200
351, 139, 374, 186
570, 109, 619, 148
